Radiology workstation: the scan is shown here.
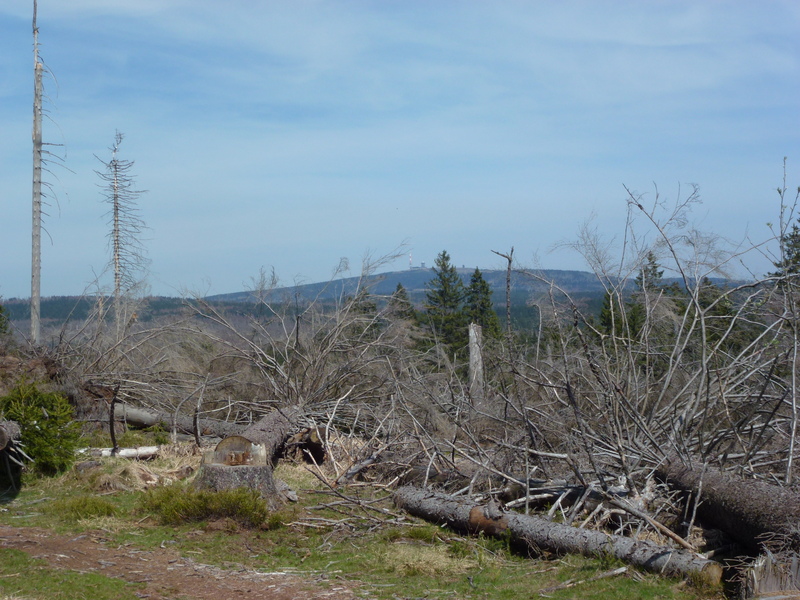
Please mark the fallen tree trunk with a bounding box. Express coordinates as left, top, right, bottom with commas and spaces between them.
394, 486, 722, 586
240, 405, 304, 465
113, 404, 241, 439
656, 456, 800, 551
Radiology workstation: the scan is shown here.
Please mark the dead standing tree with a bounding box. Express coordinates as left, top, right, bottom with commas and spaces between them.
95, 130, 148, 337
30, 0, 43, 344
28, 0, 68, 345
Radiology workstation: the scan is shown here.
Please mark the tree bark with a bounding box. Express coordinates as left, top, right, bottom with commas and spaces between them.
394, 486, 722, 585
240, 405, 303, 466
468, 323, 484, 400
0, 421, 21, 451
656, 456, 800, 550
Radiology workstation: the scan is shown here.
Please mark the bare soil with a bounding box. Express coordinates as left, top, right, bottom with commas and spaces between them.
0, 524, 360, 600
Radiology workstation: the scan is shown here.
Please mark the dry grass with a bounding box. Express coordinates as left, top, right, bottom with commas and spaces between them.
375, 542, 479, 577
70, 443, 202, 493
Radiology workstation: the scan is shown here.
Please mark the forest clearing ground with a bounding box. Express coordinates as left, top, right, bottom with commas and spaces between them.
0, 523, 361, 600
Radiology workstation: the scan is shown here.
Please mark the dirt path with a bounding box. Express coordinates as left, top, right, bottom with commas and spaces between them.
0, 524, 360, 600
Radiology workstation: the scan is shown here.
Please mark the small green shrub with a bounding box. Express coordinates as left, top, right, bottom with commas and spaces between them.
0, 382, 81, 475
138, 484, 269, 528
48, 495, 118, 520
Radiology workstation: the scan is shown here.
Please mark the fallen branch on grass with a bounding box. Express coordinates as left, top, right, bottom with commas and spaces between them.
79, 446, 160, 459
536, 565, 628, 595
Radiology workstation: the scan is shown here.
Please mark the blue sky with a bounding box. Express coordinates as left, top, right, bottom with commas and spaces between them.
1, 1, 798, 298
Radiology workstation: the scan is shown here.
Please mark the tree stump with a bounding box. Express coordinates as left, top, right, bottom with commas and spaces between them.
195, 435, 284, 506
194, 407, 304, 510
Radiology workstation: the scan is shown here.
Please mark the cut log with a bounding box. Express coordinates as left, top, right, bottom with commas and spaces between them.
656, 457, 800, 550
394, 486, 722, 586
209, 435, 268, 466
0, 421, 21, 451
81, 446, 160, 459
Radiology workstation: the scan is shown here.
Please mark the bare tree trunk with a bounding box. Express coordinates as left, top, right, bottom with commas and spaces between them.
394, 486, 723, 585
113, 403, 241, 439
491, 247, 514, 340
656, 456, 800, 550
30, 0, 42, 345
468, 323, 484, 400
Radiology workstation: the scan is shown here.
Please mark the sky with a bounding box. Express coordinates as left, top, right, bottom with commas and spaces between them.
1, 1, 798, 299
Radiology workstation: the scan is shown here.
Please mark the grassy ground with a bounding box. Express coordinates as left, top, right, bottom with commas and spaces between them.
0, 441, 723, 600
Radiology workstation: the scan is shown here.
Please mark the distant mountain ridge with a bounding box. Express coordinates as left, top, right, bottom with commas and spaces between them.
1, 268, 607, 324
204, 268, 608, 305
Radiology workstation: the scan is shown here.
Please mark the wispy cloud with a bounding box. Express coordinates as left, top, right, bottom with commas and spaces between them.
0, 1, 798, 298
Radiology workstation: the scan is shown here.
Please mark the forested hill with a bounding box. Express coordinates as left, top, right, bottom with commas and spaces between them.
204, 268, 608, 305
2, 268, 608, 326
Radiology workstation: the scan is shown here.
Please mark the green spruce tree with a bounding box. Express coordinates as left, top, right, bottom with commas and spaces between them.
424, 250, 467, 354
388, 283, 416, 321
772, 220, 800, 279
0, 302, 9, 338
600, 252, 666, 340
598, 290, 627, 338
464, 268, 501, 339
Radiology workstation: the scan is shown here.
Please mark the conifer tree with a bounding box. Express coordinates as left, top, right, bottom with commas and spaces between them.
635, 251, 664, 291
598, 291, 626, 338
389, 283, 416, 321
0, 303, 9, 338
772, 220, 800, 279
424, 250, 467, 353
464, 268, 501, 339
600, 252, 666, 339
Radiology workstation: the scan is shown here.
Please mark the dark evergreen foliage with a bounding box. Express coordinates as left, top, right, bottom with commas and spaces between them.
0, 383, 81, 476
389, 283, 416, 321
464, 268, 501, 339
424, 251, 468, 354
772, 220, 800, 279
0, 303, 9, 337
